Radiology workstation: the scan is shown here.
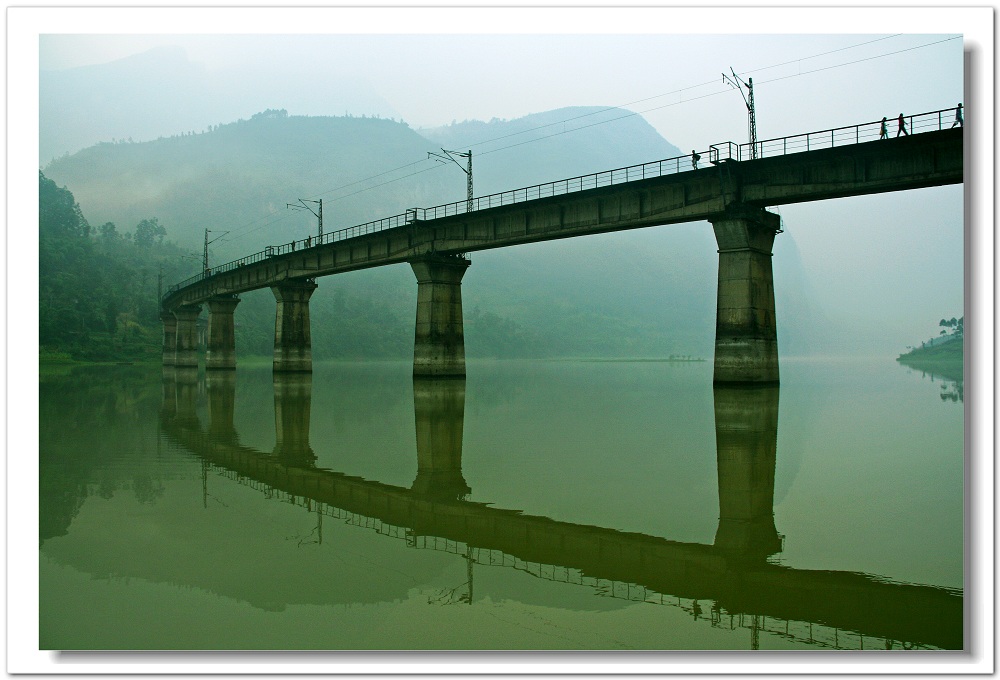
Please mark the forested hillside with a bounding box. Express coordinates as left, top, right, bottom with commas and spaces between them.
39, 171, 198, 361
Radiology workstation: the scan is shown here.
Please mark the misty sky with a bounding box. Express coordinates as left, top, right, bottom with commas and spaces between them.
13, 6, 991, 356
39, 30, 963, 153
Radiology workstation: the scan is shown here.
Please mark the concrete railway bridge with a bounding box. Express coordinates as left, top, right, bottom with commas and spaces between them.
161, 108, 964, 383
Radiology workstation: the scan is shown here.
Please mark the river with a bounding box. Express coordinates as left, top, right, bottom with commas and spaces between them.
38, 356, 963, 650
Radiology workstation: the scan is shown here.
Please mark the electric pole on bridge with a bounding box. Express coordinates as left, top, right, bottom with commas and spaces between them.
723, 67, 758, 159
429, 148, 473, 213
203, 228, 229, 274
286, 198, 323, 240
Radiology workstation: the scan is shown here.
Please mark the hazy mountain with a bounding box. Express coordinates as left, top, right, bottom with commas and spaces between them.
44, 110, 455, 254
42, 106, 822, 360
39, 46, 399, 164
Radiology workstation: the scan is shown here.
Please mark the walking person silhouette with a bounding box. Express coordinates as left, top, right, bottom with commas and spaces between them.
879, 117, 888, 139
952, 103, 963, 128
896, 113, 908, 136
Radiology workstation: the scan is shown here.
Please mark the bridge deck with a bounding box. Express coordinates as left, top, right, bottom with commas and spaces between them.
162, 121, 962, 311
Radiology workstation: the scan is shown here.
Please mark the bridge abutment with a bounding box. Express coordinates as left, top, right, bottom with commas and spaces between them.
711, 207, 781, 384
160, 312, 177, 366
271, 280, 318, 373
206, 296, 240, 370
172, 304, 202, 368
410, 255, 471, 378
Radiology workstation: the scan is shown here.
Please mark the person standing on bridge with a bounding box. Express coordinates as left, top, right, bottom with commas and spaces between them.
896, 113, 908, 136
952, 103, 964, 128
879, 117, 888, 139
691, 150, 701, 170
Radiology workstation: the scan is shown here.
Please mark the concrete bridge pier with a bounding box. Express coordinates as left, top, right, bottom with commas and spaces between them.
160, 312, 177, 366
411, 377, 470, 500
273, 372, 315, 466
172, 304, 203, 368
410, 254, 471, 378
271, 279, 318, 373
711, 206, 781, 384
206, 295, 240, 370
712, 384, 782, 558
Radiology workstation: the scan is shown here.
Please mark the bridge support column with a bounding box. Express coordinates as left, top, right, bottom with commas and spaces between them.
271, 280, 318, 373
411, 378, 470, 500
173, 304, 202, 369
160, 311, 177, 366
206, 295, 240, 370
711, 207, 781, 384
713, 384, 782, 558
410, 254, 471, 378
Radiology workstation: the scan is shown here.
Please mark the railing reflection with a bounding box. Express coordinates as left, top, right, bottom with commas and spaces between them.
159, 370, 962, 650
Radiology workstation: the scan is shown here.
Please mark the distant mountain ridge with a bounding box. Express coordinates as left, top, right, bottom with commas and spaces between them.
40, 46, 400, 163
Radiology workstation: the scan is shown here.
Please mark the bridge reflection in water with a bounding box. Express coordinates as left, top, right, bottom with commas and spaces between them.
160, 368, 961, 651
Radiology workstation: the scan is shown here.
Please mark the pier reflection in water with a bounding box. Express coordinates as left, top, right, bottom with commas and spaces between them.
713, 385, 781, 558
150, 365, 961, 651
412, 378, 471, 500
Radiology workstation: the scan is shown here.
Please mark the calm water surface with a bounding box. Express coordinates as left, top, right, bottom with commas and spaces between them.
38, 357, 963, 650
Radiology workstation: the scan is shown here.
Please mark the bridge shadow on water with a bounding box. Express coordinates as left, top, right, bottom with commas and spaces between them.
159, 367, 962, 651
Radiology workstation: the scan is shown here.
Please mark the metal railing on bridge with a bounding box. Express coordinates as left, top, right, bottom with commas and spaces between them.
165, 106, 962, 300
710, 106, 961, 163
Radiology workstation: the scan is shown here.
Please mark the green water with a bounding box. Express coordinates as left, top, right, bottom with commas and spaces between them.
38, 357, 963, 650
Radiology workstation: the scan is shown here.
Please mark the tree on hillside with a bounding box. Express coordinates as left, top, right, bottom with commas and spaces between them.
134, 218, 167, 248
39, 170, 89, 238
939, 316, 964, 338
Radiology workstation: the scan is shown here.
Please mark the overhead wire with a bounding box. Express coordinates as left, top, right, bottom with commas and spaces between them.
480, 35, 960, 157
217, 33, 958, 250
453, 33, 907, 153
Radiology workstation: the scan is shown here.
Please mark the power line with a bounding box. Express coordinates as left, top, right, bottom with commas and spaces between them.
243, 35, 923, 221
305, 157, 432, 200
479, 35, 960, 158
754, 35, 961, 87
448, 34, 907, 153
221, 158, 435, 243
213, 34, 959, 249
